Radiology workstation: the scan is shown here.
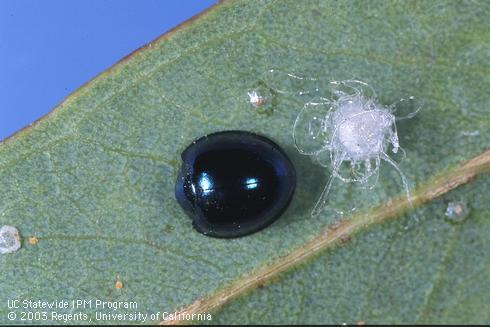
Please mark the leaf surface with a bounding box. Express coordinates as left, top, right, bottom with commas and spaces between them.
0, 0, 489, 324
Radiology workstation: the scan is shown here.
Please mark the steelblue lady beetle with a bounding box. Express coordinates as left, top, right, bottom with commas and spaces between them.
175, 131, 296, 238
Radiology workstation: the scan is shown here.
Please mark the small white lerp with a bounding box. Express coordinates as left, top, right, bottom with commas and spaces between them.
288, 77, 420, 216
0, 225, 21, 254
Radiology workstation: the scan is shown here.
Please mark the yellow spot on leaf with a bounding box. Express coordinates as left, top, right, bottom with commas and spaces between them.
115, 280, 124, 289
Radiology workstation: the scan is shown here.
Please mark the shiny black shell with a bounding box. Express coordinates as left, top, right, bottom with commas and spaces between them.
175, 131, 296, 238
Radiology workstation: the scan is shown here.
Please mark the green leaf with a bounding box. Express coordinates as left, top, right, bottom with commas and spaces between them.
1, 0, 489, 325
209, 179, 490, 324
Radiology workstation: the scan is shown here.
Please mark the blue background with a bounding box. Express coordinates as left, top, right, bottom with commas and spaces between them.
0, 0, 217, 140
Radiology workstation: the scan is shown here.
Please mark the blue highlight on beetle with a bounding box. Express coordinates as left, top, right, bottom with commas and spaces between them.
245, 177, 259, 190
198, 172, 213, 194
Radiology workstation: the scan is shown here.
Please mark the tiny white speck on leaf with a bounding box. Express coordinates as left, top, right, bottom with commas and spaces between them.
248, 89, 266, 108
0, 225, 21, 254
445, 201, 470, 223
247, 85, 274, 112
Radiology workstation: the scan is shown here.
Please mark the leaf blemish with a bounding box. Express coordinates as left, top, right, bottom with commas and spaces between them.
311, 9, 321, 17
115, 280, 124, 289
28, 236, 39, 245
339, 234, 351, 245
328, 220, 342, 231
